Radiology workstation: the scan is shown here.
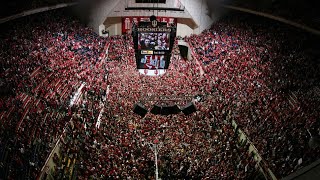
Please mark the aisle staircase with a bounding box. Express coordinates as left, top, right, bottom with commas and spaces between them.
288, 91, 299, 109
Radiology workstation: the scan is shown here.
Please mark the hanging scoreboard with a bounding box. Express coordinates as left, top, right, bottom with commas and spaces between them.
132, 16, 176, 70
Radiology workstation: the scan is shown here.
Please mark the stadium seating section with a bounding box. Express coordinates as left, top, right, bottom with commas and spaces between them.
0, 9, 320, 179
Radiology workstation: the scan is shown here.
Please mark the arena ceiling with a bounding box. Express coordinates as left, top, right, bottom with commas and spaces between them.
1, 0, 319, 31
1, 0, 318, 19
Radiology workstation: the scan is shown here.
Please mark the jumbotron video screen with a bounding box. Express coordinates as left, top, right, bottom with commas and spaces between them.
132, 16, 176, 72
137, 54, 167, 69
138, 32, 170, 50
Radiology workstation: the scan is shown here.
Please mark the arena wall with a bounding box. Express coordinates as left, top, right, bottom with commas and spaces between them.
89, 0, 214, 36
103, 18, 197, 37
176, 23, 194, 37
181, 0, 213, 33
106, 23, 122, 36
88, 0, 121, 33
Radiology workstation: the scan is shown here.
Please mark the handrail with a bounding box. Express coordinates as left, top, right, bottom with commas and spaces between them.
37, 39, 111, 179
228, 114, 277, 180
37, 120, 70, 180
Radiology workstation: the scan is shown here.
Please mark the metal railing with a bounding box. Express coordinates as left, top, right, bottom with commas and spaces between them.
227, 111, 277, 180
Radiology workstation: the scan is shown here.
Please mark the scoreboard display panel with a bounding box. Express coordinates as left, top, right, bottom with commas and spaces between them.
132, 17, 176, 71
137, 54, 167, 69
138, 32, 170, 50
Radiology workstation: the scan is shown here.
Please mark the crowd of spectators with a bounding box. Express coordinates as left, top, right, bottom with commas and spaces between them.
0, 9, 107, 179
185, 12, 320, 177
1, 8, 320, 180
52, 36, 259, 179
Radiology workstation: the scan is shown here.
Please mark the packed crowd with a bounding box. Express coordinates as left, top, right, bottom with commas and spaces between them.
52, 36, 258, 179
1, 8, 320, 180
0, 9, 107, 179
185, 12, 320, 177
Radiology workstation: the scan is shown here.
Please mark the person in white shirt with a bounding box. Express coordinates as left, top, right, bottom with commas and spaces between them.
141, 57, 146, 64
150, 56, 158, 67
159, 56, 166, 69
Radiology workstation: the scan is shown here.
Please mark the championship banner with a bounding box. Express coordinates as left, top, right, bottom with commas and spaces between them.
122, 16, 177, 34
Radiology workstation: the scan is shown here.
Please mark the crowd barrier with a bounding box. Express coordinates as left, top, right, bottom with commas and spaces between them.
227, 111, 277, 180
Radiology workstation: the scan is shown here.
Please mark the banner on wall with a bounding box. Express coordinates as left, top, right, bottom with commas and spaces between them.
122, 16, 177, 34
